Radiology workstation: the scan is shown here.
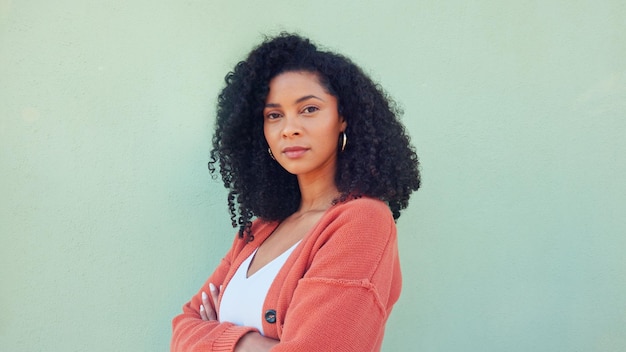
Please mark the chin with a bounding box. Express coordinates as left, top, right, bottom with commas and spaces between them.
279, 164, 309, 176
283, 168, 305, 176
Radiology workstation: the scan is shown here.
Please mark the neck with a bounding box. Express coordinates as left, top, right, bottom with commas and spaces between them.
296, 173, 339, 213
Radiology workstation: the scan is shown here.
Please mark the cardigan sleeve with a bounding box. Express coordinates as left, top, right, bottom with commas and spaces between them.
272, 199, 402, 351
170, 237, 259, 352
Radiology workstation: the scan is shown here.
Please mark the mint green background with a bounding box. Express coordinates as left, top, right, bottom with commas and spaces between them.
1, 1, 625, 351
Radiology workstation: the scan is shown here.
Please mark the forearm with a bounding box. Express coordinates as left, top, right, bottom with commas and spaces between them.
171, 309, 258, 351
234, 332, 280, 352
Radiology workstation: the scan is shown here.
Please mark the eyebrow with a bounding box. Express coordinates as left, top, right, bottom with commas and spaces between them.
265, 95, 325, 108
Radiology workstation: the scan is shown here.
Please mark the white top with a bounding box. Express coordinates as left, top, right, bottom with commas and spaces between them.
219, 241, 300, 335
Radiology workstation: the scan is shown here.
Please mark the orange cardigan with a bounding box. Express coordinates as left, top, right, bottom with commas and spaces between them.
171, 197, 402, 351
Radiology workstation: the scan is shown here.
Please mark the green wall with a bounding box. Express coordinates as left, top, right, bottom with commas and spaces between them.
1, 1, 625, 351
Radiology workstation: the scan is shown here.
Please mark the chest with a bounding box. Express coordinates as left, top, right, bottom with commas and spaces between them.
247, 210, 324, 277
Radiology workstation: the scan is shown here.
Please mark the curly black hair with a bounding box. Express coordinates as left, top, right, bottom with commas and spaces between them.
209, 33, 421, 239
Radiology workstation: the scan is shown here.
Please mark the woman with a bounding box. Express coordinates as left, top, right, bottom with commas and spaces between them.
171, 33, 421, 352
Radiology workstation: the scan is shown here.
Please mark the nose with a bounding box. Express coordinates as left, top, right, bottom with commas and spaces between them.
281, 114, 301, 137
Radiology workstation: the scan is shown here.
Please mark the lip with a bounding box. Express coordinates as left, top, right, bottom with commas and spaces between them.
282, 146, 309, 159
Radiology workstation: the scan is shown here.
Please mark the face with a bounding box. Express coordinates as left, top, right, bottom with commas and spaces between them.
263, 71, 347, 180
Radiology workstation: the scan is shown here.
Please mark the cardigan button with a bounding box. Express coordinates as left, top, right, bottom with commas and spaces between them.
264, 309, 277, 324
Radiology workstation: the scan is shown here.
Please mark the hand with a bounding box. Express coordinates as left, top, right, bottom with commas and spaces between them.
198, 283, 279, 351
199, 282, 220, 321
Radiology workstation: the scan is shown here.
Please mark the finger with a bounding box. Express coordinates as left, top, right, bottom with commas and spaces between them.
199, 291, 209, 320
206, 284, 218, 320
209, 283, 220, 308
199, 302, 208, 320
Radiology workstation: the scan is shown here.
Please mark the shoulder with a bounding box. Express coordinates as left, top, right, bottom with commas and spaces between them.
302, 197, 399, 281
250, 218, 280, 237
316, 197, 396, 246
228, 219, 279, 252
329, 196, 394, 225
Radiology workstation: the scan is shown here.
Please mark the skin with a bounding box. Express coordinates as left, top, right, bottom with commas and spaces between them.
199, 71, 347, 351
263, 71, 346, 186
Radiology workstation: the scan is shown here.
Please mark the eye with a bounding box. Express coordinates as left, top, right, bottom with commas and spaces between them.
301, 106, 319, 114
265, 112, 282, 120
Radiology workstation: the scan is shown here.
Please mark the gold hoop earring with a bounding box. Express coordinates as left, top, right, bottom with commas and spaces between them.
340, 132, 347, 152
268, 147, 276, 160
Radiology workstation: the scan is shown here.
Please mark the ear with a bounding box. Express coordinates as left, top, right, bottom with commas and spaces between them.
339, 116, 347, 131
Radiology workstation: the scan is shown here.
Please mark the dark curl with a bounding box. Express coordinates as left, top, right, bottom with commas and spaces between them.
209, 33, 421, 239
